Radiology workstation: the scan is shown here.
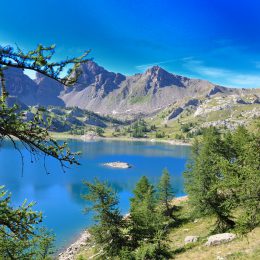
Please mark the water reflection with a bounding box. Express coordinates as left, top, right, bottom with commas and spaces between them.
0, 139, 190, 249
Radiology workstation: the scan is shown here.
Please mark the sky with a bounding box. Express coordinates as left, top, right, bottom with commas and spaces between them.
1, 0, 260, 88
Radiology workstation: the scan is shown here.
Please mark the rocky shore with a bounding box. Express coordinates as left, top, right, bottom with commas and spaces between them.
58, 230, 91, 260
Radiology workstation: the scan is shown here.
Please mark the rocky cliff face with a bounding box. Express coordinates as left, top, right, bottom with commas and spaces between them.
3, 61, 259, 118
3, 68, 38, 105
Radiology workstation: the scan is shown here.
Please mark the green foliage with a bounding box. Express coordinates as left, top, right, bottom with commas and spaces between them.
0, 43, 90, 169
156, 131, 165, 138
0, 43, 89, 258
0, 101, 80, 170
129, 176, 172, 257
95, 127, 105, 136
184, 126, 260, 234
184, 128, 236, 232
130, 177, 158, 243
175, 133, 184, 140
0, 44, 90, 86
158, 168, 174, 216
150, 124, 156, 131
0, 186, 55, 259
131, 120, 150, 138
84, 175, 174, 259
83, 179, 126, 258
134, 242, 171, 260
180, 123, 194, 133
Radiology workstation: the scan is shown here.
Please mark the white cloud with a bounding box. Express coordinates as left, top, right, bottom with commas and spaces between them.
183, 58, 260, 88
135, 59, 177, 71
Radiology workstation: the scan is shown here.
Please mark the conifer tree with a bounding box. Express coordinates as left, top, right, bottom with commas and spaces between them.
184, 127, 236, 232
130, 176, 164, 244
83, 179, 126, 258
0, 186, 55, 259
158, 168, 174, 216
0, 43, 90, 169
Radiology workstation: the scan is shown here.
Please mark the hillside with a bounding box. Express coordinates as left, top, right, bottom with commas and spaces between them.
74, 198, 260, 260
3, 62, 260, 134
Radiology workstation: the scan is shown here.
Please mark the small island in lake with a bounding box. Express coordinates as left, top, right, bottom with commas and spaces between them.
103, 161, 132, 169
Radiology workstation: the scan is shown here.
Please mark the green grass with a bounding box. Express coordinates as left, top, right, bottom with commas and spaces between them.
75, 199, 260, 259
129, 95, 151, 105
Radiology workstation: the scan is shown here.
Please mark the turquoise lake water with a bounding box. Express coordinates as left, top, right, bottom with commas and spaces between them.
0, 140, 190, 250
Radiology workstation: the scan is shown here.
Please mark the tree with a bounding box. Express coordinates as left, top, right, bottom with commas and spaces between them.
130, 176, 172, 258
130, 177, 161, 242
228, 126, 260, 234
184, 125, 260, 234
155, 131, 165, 138
0, 43, 90, 169
0, 44, 89, 257
0, 186, 55, 259
96, 127, 105, 137
184, 127, 236, 232
158, 168, 174, 216
84, 176, 173, 259
83, 179, 126, 258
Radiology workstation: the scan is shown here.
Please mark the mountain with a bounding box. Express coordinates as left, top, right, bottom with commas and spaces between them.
60, 62, 234, 116
3, 68, 38, 105
3, 61, 260, 120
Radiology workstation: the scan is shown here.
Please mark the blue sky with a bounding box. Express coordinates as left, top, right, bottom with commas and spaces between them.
1, 0, 260, 88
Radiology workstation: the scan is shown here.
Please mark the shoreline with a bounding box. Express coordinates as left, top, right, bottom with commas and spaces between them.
58, 195, 188, 259
50, 132, 192, 146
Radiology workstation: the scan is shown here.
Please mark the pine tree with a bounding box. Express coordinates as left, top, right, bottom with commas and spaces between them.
231, 125, 260, 233
0, 186, 55, 259
158, 168, 174, 216
184, 127, 236, 232
0, 43, 90, 169
130, 176, 168, 243
83, 179, 126, 258
130, 176, 172, 258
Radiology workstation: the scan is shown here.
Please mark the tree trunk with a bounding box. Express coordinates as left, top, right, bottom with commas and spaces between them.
216, 213, 235, 232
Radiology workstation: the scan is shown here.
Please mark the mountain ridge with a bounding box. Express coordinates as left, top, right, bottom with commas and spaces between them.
3, 61, 260, 119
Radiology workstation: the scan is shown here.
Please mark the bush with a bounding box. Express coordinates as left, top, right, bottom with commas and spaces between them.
135, 242, 171, 260
156, 131, 165, 138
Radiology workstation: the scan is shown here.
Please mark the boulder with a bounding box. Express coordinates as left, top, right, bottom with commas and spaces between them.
205, 233, 236, 246
184, 235, 199, 244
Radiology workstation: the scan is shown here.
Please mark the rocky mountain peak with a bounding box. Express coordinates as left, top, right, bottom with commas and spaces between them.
145, 65, 165, 76
4, 61, 256, 118
144, 65, 185, 88
81, 60, 106, 76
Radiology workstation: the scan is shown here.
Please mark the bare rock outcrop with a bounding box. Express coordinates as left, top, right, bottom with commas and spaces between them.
205, 233, 236, 246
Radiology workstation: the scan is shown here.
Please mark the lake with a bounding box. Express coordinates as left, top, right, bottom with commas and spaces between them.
0, 139, 191, 250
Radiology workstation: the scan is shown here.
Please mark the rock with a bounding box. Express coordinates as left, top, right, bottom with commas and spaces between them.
59, 230, 91, 260
184, 98, 200, 107
103, 161, 131, 169
205, 233, 236, 246
253, 98, 260, 104
216, 256, 225, 260
168, 107, 184, 120
81, 132, 99, 141
184, 235, 199, 244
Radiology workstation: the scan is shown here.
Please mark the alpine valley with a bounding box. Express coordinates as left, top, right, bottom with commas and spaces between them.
3, 61, 260, 138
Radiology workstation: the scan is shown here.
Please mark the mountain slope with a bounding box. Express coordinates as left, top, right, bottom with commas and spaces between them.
3, 61, 260, 120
